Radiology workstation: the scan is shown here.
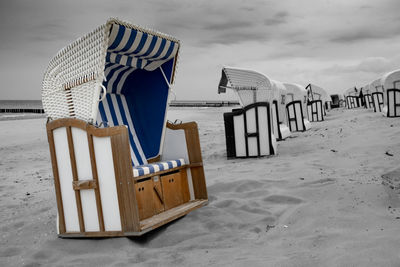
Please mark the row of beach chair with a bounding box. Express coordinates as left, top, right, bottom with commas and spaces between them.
218, 67, 332, 158
344, 69, 400, 117
41, 18, 334, 238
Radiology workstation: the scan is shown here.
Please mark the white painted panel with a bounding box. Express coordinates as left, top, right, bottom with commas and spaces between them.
245, 108, 256, 133
257, 106, 269, 155
186, 169, 195, 201
162, 128, 193, 200
79, 190, 99, 231
247, 137, 258, 156
388, 91, 394, 116
316, 102, 322, 121
307, 105, 312, 121
388, 91, 398, 116
287, 105, 295, 131
93, 136, 122, 231
53, 127, 80, 232
246, 107, 258, 156
233, 114, 246, 157
295, 103, 304, 131
162, 129, 189, 162
71, 127, 100, 232
396, 91, 400, 116
271, 103, 279, 137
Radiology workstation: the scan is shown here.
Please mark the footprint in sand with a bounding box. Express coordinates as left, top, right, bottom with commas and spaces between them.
0, 247, 22, 257
235, 180, 266, 193
301, 178, 336, 187
263, 195, 303, 204
214, 199, 240, 209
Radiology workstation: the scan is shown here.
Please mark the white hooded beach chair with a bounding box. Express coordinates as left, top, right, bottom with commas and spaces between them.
307, 83, 333, 112
362, 84, 374, 109
370, 78, 384, 113
306, 83, 330, 121
218, 67, 279, 158
283, 82, 311, 132
42, 18, 208, 237
344, 87, 359, 109
272, 81, 291, 140
381, 69, 400, 117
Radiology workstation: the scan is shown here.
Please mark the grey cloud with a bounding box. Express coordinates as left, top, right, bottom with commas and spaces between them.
264, 11, 289, 26
203, 20, 253, 31
330, 31, 387, 43
323, 57, 398, 75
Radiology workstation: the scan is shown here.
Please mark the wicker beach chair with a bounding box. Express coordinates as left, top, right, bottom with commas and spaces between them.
217, 67, 280, 158
362, 84, 374, 109
42, 18, 208, 237
344, 87, 360, 109
381, 69, 400, 117
283, 83, 311, 132
370, 78, 384, 113
306, 83, 331, 121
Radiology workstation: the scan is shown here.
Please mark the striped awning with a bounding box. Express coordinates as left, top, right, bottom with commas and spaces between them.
106, 22, 179, 71
96, 20, 180, 163
218, 67, 278, 106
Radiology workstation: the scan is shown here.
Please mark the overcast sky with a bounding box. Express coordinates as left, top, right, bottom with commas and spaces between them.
1, 0, 400, 100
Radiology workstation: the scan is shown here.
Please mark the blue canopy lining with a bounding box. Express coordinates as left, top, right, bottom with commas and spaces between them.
96, 23, 179, 165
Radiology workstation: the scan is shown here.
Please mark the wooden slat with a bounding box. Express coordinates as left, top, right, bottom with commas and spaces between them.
134, 179, 155, 220
109, 128, 140, 232
110, 134, 128, 231
86, 132, 105, 232
66, 126, 85, 232
182, 123, 208, 200
139, 200, 208, 232
59, 231, 125, 238
72, 180, 97, 190
161, 172, 184, 210
46, 128, 66, 234
180, 169, 190, 203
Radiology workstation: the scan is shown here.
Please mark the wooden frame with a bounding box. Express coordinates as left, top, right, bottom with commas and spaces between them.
271, 100, 283, 140
372, 92, 383, 113
286, 100, 306, 132
307, 100, 324, 122
363, 94, 373, 109
223, 102, 275, 159
47, 118, 208, 238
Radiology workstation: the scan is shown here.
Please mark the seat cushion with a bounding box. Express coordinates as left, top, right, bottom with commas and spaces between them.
133, 159, 185, 177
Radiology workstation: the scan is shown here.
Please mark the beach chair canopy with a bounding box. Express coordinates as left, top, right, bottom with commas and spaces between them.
381, 69, 400, 105
271, 80, 289, 124
344, 87, 359, 97
218, 67, 279, 106
306, 83, 332, 102
283, 82, 308, 115
363, 84, 371, 95
370, 78, 384, 93
283, 83, 307, 103
42, 18, 180, 163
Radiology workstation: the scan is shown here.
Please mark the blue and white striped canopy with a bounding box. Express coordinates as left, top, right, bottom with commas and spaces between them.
106, 22, 179, 71
96, 20, 180, 165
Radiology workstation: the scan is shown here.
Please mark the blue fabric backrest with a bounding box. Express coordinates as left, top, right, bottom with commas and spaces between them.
97, 93, 147, 166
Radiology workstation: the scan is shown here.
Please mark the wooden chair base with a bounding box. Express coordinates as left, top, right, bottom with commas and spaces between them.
47, 118, 208, 238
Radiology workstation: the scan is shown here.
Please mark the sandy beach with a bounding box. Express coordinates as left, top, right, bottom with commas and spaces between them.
1, 107, 400, 266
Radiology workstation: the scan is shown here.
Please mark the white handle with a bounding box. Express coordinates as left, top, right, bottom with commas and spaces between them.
98, 84, 107, 102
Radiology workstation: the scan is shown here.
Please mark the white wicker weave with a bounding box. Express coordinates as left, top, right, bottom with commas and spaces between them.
42, 18, 180, 123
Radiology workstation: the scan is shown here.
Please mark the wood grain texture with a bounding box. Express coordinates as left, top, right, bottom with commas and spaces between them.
66, 126, 85, 232
46, 128, 66, 234
72, 180, 97, 190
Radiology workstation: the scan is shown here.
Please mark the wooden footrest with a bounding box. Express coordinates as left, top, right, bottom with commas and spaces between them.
137, 199, 208, 234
